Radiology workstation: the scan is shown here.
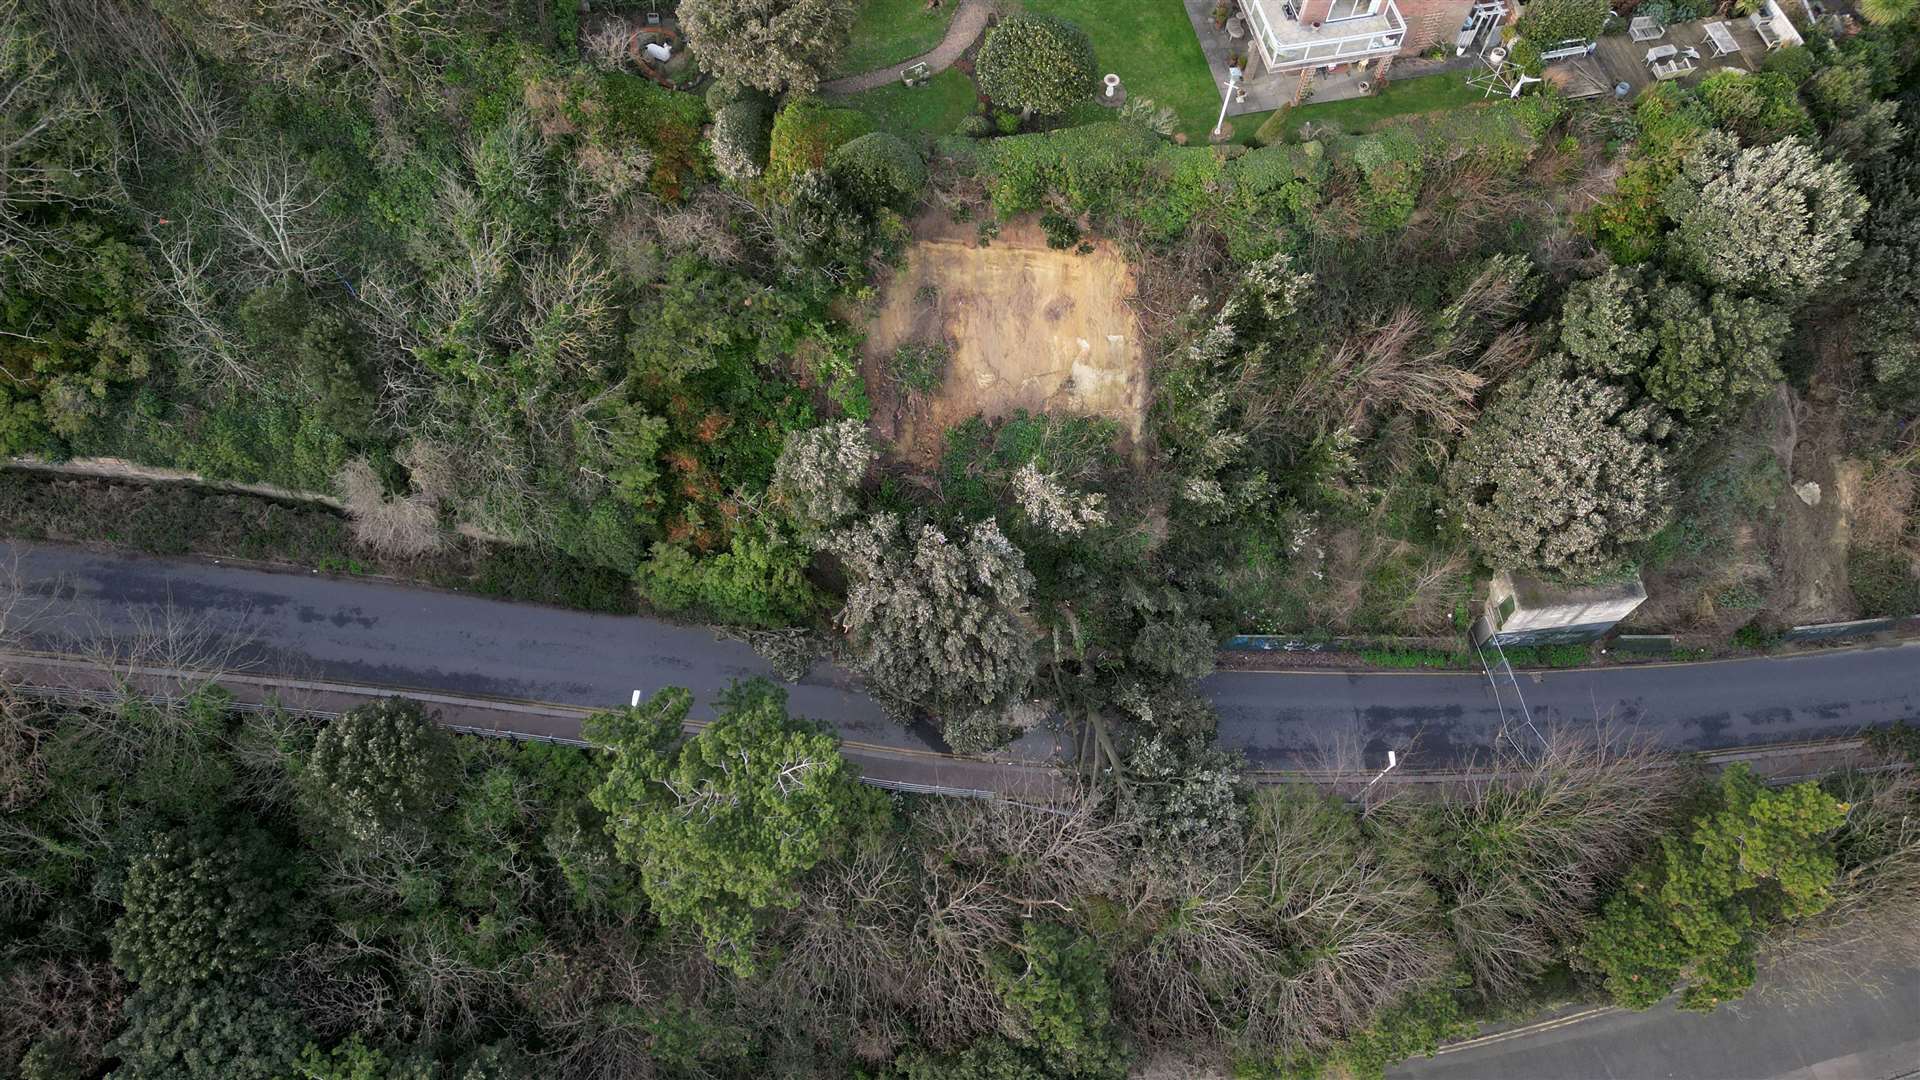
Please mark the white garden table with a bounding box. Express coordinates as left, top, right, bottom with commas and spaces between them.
1702, 20, 1739, 58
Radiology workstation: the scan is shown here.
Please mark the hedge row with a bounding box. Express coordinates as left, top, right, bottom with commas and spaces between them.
951, 98, 1557, 256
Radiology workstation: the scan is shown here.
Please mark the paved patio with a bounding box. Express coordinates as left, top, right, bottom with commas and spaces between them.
1181, 0, 1397, 117
1181, 0, 1494, 125
1585, 15, 1774, 95
1183, 0, 1289, 115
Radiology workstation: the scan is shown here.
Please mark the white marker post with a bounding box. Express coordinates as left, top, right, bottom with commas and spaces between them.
1364, 749, 1401, 792
1214, 67, 1243, 137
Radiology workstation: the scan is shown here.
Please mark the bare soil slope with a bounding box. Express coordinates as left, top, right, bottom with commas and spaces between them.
863, 213, 1146, 466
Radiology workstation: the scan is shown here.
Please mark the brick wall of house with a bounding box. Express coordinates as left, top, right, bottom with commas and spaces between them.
1297, 0, 1334, 25
1395, 0, 1476, 53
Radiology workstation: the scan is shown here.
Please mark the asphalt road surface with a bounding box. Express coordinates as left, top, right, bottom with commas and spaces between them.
4, 542, 1917, 768
1393, 964, 1920, 1080
1205, 643, 1920, 769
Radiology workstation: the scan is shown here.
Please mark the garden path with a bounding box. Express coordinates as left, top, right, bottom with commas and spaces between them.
820, 0, 994, 94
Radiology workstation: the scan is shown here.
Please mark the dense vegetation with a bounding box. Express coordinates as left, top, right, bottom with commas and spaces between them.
1, 683, 1915, 1079
4, 0, 1920, 1072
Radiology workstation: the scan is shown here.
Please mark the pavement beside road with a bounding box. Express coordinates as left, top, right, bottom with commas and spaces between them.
1393, 965, 1920, 1080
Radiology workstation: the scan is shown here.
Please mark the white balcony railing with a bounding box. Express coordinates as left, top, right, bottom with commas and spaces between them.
1246, 0, 1406, 71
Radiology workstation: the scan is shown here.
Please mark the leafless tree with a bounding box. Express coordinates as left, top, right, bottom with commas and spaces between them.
512, 244, 619, 380
0, 690, 52, 814
1291, 307, 1486, 437
1114, 787, 1450, 1057
0, 959, 125, 1073
1113, 858, 1284, 1047
655, 198, 744, 264
1241, 789, 1451, 1049
760, 844, 919, 1061
209, 148, 343, 285
1752, 767, 1920, 1004
279, 939, 406, 1041
1373, 729, 1682, 999
0, 0, 127, 290
583, 20, 635, 71
147, 222, 258, 388
156, 0, 458, 103
77, 590, 261, 694
524, 929, 737, 1080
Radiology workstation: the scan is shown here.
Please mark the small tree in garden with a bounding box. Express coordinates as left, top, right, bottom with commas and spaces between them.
1446, 372, 1671, 578
1515, 0, 1608, 49
585, 680, 882, 976
827, 131, 927, 212
677, 0, 858, 94
1665, 135, 1867, 300
976, 13, 1098, 117
710, 98, 773, 182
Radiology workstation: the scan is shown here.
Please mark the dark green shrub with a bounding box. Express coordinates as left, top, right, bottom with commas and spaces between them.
1848, 546, 1920, 617
1732, 618, 1783, 649
827, 131, 927, 211
767, 96, 873, 190
1348, 130, 1424, 233
956, 114, 992, 138
1515, 0, 1608, 53
110, 826, 297, 987
107, 982, 307, 1080
1039, 210, 1081, 249
976, 13, 1097, 117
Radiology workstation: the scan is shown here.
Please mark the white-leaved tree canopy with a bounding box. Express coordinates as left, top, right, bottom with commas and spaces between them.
1665, 133, 1867, 301
1447, 371, 1672, 579
678, 0, 858, 94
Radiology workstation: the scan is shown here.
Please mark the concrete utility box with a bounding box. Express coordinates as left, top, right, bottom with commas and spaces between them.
1481, 571, 1647, 646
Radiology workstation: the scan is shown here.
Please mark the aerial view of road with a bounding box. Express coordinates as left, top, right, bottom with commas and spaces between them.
6, 541, 1916, 772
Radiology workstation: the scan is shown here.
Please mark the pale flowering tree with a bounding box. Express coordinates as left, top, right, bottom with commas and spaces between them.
1665, 134, 1867, 300
298, 698, 457, 847
772, 420, 875, 535
1011, 462, 1107, 538
678, 0, 857, 94
1446, 372, 1671, 578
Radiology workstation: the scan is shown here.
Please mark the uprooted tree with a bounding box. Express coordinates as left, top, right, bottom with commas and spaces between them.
832, 513, 1039, 751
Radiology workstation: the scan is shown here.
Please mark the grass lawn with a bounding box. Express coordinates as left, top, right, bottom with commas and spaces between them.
1258, 73, 1487, 142
833, 0, 961, 77
841, 66, 980, 137
1020, 0, 1222, 139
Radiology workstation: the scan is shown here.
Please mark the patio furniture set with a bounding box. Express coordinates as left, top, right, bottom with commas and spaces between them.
1631, 11, 1780, 80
